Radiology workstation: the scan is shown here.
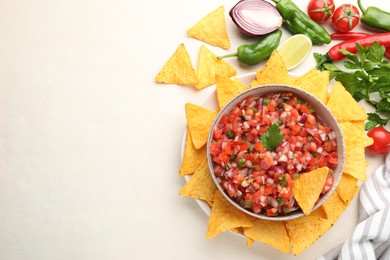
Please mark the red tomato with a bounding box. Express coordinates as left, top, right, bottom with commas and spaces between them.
307, 0, 335, 24
332, 4, 360, 32
366, 127, 390, 154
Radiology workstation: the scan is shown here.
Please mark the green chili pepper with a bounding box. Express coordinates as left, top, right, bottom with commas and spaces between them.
218, 30, 282, 65
357, 0, 390, 32
271, 0, 331, 45
262, 97, 271, 105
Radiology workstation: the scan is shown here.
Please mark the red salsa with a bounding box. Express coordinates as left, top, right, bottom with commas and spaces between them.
210, 92, 338, 216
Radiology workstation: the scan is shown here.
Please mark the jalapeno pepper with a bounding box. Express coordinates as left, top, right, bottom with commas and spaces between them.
316, 32, 390, 67
271, 0, 331, 45
218, 30, 282, 65
358, 0, 390, 32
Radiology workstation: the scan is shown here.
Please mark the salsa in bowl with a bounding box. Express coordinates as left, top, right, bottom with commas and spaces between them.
207, 85, 345, 221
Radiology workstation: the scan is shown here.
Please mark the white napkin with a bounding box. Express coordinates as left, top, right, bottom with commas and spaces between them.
319, 152, 390, 260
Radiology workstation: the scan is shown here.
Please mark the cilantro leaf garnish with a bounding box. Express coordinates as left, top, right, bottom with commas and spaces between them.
260, 123, 283, 151
315, 42, 390, 130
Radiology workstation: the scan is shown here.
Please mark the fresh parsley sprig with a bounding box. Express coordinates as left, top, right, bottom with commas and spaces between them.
315, 42, 390, 130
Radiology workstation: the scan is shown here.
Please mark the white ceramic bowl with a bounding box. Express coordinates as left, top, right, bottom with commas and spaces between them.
206, 84, 346, 221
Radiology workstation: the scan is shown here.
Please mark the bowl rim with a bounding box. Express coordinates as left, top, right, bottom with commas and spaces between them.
206, 84, 346, 221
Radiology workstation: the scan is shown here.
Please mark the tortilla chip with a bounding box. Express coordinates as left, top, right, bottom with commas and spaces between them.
336, 173, 359, 204
294, 70, 329, 104
196, 45, 236, 90
179, 131, 207, 175
351, 120, 366, 131
179, 159, 218, 201
340, 121, 373, 148
216, 74, 248, 109
292, 167, 329, 215
321, 190, 347, 222
344, 145, 367, 181
206, 190, 253, 239
293, 67, 319, 86
285, 214, 333, 256
244, 220, 291, 254
185, 103, 217, 149
309, 205, 327, 219
155, 43, 199, 86
250, 50, 294, 87
187, 6, 230, 49
339, 121, 369, 181
247, 238, 255, 248
326, 82, 367, 121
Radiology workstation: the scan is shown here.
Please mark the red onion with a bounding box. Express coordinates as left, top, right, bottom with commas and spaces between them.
299, 113, 307, 124
229, 0, 282, 36
272, 165, 286, 174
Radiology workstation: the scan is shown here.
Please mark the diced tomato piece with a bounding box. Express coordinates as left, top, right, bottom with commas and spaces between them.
281, 127, 291, 137
222, 142, 233, 155
247, 153, 259, 165
316, 155, 328, 168
285, 174, 294, 188
280, 187, 292, 200
324, 141, 336, 152
213, 128, 223, 140
245, 108, 254, 116
289, 123, 302, 135
266, 208, 278, 217
237, 141, 250, 151
268, 99, 277, 112
299, 104, 310, 113
209, 142, 221, 155
253, 142, 266, 153
290, 108, 299, 119
327, 152, 338, 167
298, 129, 308, 137
260, 155, 274, 170
264, 186, 274, 195
234, 174, 244, 183
283, 103, 293, 112
252, 204, 262, 213
220, 115, 229, 125
215, 152, 230, 164
308, 142, 317, 152
305, 114, 317, 127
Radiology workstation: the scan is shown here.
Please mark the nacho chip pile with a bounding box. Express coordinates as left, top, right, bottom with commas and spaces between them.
155, 6, 235, 89
178, 51, 373, 256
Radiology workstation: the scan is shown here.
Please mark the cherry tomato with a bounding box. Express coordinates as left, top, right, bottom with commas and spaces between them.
332, 4, 360, 32
307, 0, 335, 24
366, 127, 390, 154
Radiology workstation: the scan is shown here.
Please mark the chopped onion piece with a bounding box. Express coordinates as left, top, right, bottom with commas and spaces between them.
229, 0, 282, 36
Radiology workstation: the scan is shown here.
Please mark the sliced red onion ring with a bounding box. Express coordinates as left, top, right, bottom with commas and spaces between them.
229, 0, 282, 36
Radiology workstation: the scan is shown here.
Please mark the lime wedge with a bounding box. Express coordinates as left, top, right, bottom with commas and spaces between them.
277, 34, 312, 70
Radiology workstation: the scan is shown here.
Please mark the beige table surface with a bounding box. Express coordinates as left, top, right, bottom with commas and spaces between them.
0, 0, 387, 259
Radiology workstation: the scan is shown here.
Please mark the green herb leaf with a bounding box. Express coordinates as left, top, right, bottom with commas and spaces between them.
226, 130, 235, 139
238, 158, 246, 168
277, 174, 288, 187
260, 123, 283, 151
365, 113, 389, 130
244, 200, 254, 208
320, 41, 389, 128
263, 97, 270, 105
334, 72, 359, 96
